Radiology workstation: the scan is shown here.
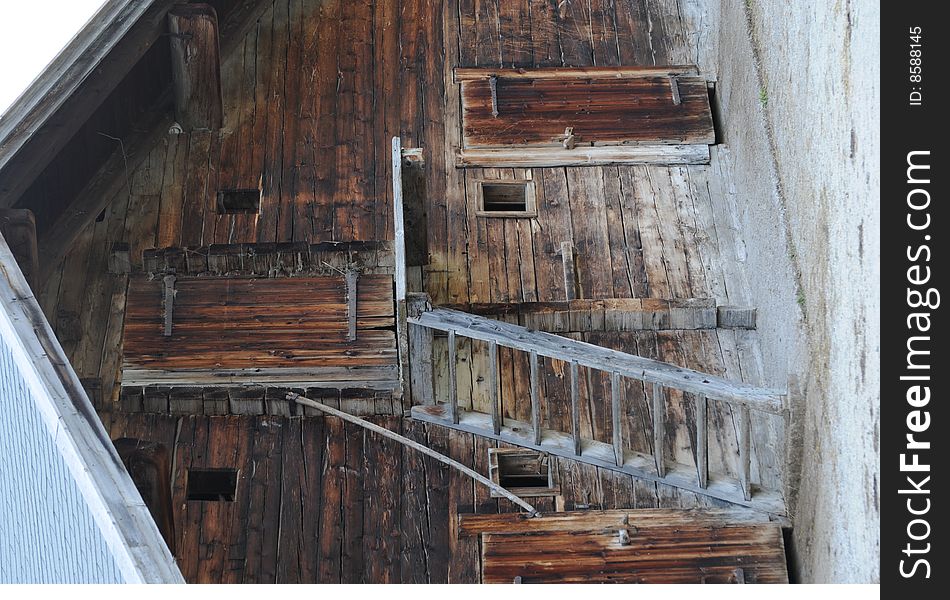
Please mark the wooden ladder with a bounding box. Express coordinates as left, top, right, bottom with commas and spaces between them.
406, 305, 788, 515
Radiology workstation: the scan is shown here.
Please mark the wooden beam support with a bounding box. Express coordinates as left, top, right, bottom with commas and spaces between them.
454, 66, 700, 81
489, 340, 500, 435
738, 405, 752, 501
530, 350, 541, 446
653, 383, 666, 477
167, 4, 223, 131
0, 209, 39, 287
448, 330, 458, 424
696, 395, 708, 488
611, 371, 623, 466
457, 145, 711, 168
570, 361, 581, 456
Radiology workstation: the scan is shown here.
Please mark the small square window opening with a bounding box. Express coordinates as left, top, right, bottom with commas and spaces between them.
488, 448, 559, 498
187, 468, 238, 501
477, 180, 537, 218
216, 189, 262, 214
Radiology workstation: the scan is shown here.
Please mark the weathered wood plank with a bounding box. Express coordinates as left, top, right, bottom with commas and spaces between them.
168, 5, 223, 131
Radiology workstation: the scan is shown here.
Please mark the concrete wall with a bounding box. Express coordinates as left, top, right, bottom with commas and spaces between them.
709, 0, 880, 583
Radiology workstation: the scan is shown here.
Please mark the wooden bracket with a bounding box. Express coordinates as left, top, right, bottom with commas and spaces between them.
489, 75, 499, 117
669, 76, 681, 105
345, 268, 359, 341
162, 272, 176, 337
561, 127, 575, 149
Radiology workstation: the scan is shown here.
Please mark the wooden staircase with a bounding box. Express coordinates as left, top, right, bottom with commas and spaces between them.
406, 306, 788, 515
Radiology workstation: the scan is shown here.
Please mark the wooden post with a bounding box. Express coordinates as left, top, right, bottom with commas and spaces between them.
570, 361, 581, 455
168, 5, 223, 131
448, 330, 458, 424
696, 395, 708, 488
611, 371, 623, 466
489, 340, 500, 435
529, 350, 541, 445
652, 382, 665, 477
738, 405, 752, 501
345, 269, 358, 341
409, 324, 434, 406
393, 137, 409, 402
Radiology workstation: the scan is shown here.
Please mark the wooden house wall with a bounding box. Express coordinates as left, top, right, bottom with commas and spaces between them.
109, 412, 746, 584
33, 0, 785, 544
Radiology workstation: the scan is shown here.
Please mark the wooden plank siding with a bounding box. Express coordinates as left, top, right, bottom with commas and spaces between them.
35, 0, 788, 550
109, 413, 783, 584
121, 275, 397, 388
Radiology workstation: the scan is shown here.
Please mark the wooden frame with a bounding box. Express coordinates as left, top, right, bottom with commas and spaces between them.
487, 448, 559, 498
475, 179, 537, 218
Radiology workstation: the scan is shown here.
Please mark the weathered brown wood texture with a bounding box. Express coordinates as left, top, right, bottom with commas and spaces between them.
122, 275, 396, 386
108, 413, 773, 584
480, 524, 788, 583
460, 73, 714, 147
38, 0, 785, 539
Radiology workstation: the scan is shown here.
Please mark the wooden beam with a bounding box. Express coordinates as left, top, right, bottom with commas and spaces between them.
0, 0, 179, 208
0, 209, 39, 287
653, 383, 666, 478
489, 340, 500, 435
454, 66, 700, 82
611, 371, 623, 466
738, 406, 752, 501
696, 395, 708, 488
168, 4, 223, 131
408, 308, 786, 410
529, 351, 541, 446
448, 330, 458, 424
717, 306, 757, 329
457, 145, 711, 168
570, 361, 581, 456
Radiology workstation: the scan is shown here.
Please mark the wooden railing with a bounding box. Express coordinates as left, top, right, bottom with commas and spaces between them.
406, 300, 787, 515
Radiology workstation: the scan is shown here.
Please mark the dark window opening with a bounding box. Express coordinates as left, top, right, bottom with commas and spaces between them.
187, 468, 238, 501
477, 180, 536, 217
216, 189, 261, 214
488, 449, 558, 497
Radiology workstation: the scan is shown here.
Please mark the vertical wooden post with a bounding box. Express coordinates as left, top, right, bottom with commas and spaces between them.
529, 351, 541, 446
409, 324, 434, 406
696, 395, 708, 488
611, 371, 623, 466
570, 361, 581, 455
652, 382, 665, 477
448, 330, 458, 424
392, 137, 409, 404
489, 340, 500, 434
738, 405, 752, 500
392, 137, 407, 303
